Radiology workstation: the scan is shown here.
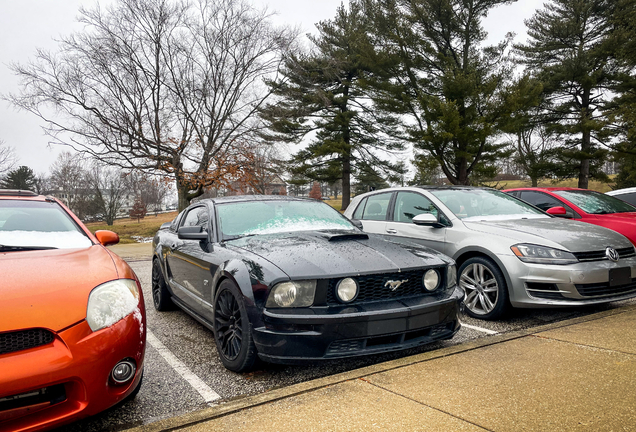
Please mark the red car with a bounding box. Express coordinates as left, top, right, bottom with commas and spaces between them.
0, 190, 146, 431
504, 187, 636, 245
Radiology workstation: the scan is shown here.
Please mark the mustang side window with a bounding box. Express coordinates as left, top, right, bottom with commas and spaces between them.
361, 192, 392, 221
182, 206, 209, 230
393, 192, 438, 222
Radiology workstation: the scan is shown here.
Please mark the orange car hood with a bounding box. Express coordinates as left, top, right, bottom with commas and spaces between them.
0, 245, 120, 332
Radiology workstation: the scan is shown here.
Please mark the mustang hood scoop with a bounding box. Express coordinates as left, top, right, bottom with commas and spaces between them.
320, 231, 369, 241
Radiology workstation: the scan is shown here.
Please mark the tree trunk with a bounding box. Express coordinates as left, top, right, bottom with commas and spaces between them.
341, 156, 351, 211
456, 156, 470, 185
578, 128, 591, 189
579, 89, 592, 189
177, 184, 190, 212
531, 177, 538, 187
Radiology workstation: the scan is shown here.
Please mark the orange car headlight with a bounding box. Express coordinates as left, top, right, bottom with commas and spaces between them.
86, 279, 140, 332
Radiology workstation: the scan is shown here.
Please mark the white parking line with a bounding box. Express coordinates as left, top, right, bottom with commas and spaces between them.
147, 330, 221, 404
461, 322, 499, 335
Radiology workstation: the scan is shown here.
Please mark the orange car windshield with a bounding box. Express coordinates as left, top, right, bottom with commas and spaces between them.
0, 200, 92, 250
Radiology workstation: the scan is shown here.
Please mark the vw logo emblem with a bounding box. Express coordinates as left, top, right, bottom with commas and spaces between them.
606, 247, 619, 262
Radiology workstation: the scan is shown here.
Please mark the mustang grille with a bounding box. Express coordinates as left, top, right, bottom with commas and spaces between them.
575, 279, 636, 297
0, 329, 55, 355
325, 268, 443, 305
573, 247, 635, 262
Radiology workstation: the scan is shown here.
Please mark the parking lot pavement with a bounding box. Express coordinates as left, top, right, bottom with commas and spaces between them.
167, 306, 636, 432
64, 259, 636, 432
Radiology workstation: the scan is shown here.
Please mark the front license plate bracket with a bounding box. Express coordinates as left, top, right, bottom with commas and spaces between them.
609, 267, 631, 287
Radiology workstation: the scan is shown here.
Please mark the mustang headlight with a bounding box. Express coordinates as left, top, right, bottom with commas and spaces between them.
87, 279, 140, 331
447, 264, 457, 288
511, 244, 578, 265
266, 280, 316, 308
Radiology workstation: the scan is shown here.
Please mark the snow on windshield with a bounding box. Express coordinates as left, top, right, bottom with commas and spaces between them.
217, 200, 354, 238
0, 230, 92, 249
0, 202, 92, 249
244, 216, 353, 235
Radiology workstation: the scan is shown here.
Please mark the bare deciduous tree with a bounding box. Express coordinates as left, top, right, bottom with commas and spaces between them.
7, 0, 296, 210
0, 140, 17, 176
88, 163, 130, 225
49, 152, 91, 215
126, 171, 172, 215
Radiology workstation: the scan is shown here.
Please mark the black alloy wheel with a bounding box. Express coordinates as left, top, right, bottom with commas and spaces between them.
152, 259, 175, 311
213, 280, 258, 372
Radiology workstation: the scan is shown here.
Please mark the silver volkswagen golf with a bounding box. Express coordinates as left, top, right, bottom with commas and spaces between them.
344, 186, 636, 320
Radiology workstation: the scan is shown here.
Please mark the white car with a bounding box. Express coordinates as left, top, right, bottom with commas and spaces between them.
606, 187, 636, 207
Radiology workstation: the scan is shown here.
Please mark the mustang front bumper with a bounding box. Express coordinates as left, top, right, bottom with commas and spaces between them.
253, 286, 463, 363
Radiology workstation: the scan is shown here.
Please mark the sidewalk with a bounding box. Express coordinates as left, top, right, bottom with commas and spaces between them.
128, 305, 636, 432
108, 242, 152, 261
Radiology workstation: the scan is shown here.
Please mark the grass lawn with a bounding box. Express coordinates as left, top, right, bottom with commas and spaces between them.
87, 177, 614, 244
482, 177, 615, 193
85, 212, 178, 244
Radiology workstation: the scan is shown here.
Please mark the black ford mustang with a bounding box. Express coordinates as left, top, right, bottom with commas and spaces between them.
152, 195, 463, 372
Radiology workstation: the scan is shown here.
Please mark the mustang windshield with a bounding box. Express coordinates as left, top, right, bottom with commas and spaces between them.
217, 200, 356, 240
430, 189, 546, 220
0, 200, 92, 250
554, 190, 636, 214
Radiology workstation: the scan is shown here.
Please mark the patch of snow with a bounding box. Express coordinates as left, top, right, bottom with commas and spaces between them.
0, 231, 92, 249
244, 217, 352, 235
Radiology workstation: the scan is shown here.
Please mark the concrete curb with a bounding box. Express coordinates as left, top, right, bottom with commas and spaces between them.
125, 303, 636, 432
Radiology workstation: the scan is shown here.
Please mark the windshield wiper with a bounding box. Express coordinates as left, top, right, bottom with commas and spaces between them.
222, 234, 257, 242
0, 244, 58, 252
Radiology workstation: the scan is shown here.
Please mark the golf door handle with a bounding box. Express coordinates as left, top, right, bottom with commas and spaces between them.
386, 229, 397, 234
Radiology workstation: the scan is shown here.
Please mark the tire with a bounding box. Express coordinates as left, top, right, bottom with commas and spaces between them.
213, 279, 258, 372
152, 259, 176, 311
458, 256, 509, 320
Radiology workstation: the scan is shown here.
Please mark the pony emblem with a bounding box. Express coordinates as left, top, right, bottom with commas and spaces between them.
385, 279, 408, 291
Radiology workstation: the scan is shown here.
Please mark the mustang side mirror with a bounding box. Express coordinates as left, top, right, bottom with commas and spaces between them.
412, 213, 443, 227
95, 230, 120, 246
546, 206, 571, 218
178, 226, 209, 240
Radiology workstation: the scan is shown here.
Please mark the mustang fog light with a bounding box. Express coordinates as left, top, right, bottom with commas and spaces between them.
423, 269, 440, 292
266, 281, 316, 308
111, 359, 136, 384
447, 264, 457, 288
336, 278, 358, 303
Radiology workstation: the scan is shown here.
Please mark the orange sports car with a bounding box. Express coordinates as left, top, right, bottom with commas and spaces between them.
0, 190, 146, 431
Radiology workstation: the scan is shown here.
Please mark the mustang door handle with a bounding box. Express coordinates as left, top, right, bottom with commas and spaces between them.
386, 229, 397, 234
170, 243, 178, 250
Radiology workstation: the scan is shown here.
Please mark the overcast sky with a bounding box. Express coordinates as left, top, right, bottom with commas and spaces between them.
0, 0, 543, 175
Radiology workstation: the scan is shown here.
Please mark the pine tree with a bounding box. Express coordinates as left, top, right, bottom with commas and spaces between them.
516, 0, 625, 188
260, 1, 404, 210
0, 166, 37, 191
364, 0, 514, 185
